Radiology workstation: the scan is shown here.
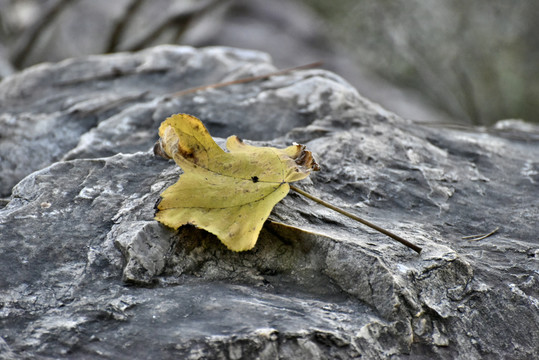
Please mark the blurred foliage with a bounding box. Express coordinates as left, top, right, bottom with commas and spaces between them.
301, 0, 539, 125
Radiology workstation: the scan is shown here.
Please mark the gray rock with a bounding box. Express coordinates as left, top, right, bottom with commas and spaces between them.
1, 44, 338, 197
1, 45, 538, 359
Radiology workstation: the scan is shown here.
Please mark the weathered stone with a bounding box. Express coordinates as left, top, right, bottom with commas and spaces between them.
0, 46, 538, 359
1, 44, 346, 197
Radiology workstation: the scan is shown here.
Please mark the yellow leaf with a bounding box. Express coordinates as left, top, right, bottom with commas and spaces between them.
154, 114, 319, 251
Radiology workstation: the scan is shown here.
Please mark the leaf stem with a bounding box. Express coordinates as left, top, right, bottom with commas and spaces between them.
289, 185, 422, 253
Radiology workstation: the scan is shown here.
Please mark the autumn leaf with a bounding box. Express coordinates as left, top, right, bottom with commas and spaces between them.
154, 113, 319, 251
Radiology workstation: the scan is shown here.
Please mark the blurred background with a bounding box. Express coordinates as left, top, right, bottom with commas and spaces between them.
1, 0, 537, 125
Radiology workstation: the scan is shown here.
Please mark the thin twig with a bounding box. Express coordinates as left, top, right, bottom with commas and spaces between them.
289, 185, 422, 253
462, 227, 499, 241
171, 61, 323, 97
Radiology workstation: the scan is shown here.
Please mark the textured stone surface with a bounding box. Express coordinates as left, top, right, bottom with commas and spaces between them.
1, 46, 538, 359
1, 44, 333, 197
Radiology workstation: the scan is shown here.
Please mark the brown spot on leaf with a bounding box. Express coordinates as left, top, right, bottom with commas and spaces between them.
178, 143, 199, 164
292, 146, 320, 171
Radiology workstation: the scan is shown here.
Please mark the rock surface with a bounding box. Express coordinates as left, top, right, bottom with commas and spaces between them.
1, 45, 538, 359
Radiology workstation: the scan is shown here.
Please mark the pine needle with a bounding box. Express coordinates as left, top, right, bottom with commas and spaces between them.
462, 227, 500, 241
